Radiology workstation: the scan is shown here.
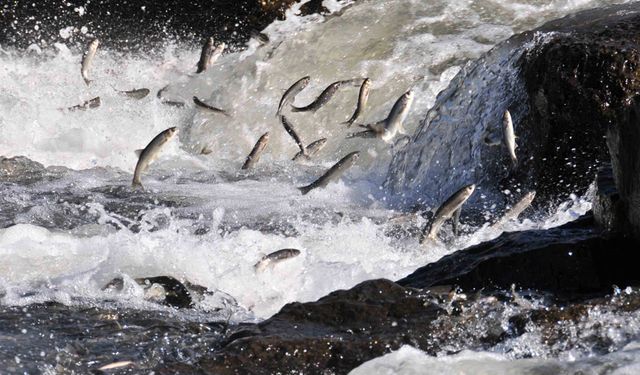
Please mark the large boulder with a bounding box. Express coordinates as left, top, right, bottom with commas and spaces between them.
385, 2, 640, 210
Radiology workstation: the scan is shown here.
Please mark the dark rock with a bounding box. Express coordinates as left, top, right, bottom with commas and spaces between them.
592, 164, 622, 233
398, 213, 640, 294
0, 156, 63, 184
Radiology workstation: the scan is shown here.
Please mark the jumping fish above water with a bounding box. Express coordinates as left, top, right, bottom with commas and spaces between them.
196, 37, 225, 73
503, 109, 518, 169
193, 96, 231, 117
298, 151, 360, 195
342, 78, 371, 127
419, 184, 475, 244
347, 90, 414, 144
81, 38, 99, 85
242, 132, 270, 170
280, 115, 307, 156
292, 138, 328, 162
276, 76, 311, 118
254, 249, 301, 272
132, 127, 178, 188
157, 84, 186, 108
290, 80, 352, 113
494, 191, 536, 227
114, 87, 150, 100
62, 96, 101, 111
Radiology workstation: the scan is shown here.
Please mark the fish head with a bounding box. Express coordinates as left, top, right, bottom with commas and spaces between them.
350, 151, 361, 161
89, 38, 100, 49
363, 78, 371, 88
462, 184, 476, 197
216, 42, 226, 52
165, 127, 179, 140
206, 37, 215, 47
402, 90, 415, 105
301, 76, 311, 85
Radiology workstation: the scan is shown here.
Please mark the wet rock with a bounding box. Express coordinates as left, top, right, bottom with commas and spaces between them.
0, 156, 46, 184
398, 213, 640, 295
592, 164, 622, 234
387, 2, 640, 207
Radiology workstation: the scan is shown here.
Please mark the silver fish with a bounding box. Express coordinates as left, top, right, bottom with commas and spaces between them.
276, 76, 311, 118
116, 88, 150, 100
98, 361, 134, 371
347, 90, 414, 143
290, 80, 350, 113
157, 85, 185, 107
298, 151, 360, 195
132, 127, 178, 188
196, 37, 215, 74
292, 138, 328, 162
63, 96, 101, 111
280, 115, 306, 155
494, 191, 536, 227
419, 184, 475, 243
342, 78, 371, 127
242, 132, 270, 170
157, 84, 169, 99
193, 96, 230, 117
503, 110, 518, 169
254, 249, 301, 272
81, 38, 99, 85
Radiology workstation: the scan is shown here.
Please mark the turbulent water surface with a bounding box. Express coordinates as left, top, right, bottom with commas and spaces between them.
0, 0, 638, 373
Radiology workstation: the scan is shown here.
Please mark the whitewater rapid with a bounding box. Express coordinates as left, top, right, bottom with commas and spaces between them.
1, 0, 638, 371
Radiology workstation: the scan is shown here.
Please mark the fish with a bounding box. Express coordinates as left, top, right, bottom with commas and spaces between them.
276, 76, 311, 118
115, 87, 150, 100
290, 80, 351, 113
292, 138, 328, 162
494, 191, 536, 227
280, 115, 306, 155
132, 127, 178, 188
342, 78, 371, 127
503, 109, 518, 169
419, 184, 475, 243
81, 38, 99, 85
254, 249, 301, 272
196, 37, 214, 73
157, 85, 186, 107
193, 96, 230, 117
63, 97, 101, 111
97, 361, 133, 371
250, 29, 270, 44
242, 132, 270, 170
347, 90, 414, 143
298, 151, 360, 195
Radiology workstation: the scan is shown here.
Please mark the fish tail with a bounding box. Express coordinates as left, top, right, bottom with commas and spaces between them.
132, 177, 143, 189
83, 77, 92, 86
298, 185, 312, 195
290, 106, 302, 113
341, 119, 355, 127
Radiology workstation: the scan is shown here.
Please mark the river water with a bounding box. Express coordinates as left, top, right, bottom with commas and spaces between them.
0, 0, 638, 373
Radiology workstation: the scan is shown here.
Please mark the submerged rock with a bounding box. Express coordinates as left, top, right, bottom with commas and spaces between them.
386, 2, 640, 209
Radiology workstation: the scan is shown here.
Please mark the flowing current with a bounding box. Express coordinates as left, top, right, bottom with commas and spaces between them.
0, 0, 638, 373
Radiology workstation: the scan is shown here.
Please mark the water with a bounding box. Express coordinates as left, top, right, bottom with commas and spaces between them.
0, 0, 637, 372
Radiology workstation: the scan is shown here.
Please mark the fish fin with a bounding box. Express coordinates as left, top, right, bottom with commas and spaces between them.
365, 120, 386, 134
484, 136, 501, 146
83, 77, 92, 86
341, 119, 355, 127
131, 179, 143, 189
201, 146, 213, 155
134, 149, 143, 157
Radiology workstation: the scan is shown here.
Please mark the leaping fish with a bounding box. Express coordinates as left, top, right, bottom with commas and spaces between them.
494, 191, 536, 227
503, 109, 518, 170
81, 38, 99, 85
157, 85, 185, 107
347, 90, 414, 144
419, 184, 475, 244
298, 151, 360, 195
342, 78, 371, 127
290, 80, 352, 113
254, 249, 301, 272
242, 132, 270, 170
193, 96, 230, 117
62, 97, 101, 111
132, 127, 178, 188
292, 138, 328, 162
280, 115, 307, 156
196, 37, 214, 74
114, 87, 150, 100
276, 76, 311, 118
